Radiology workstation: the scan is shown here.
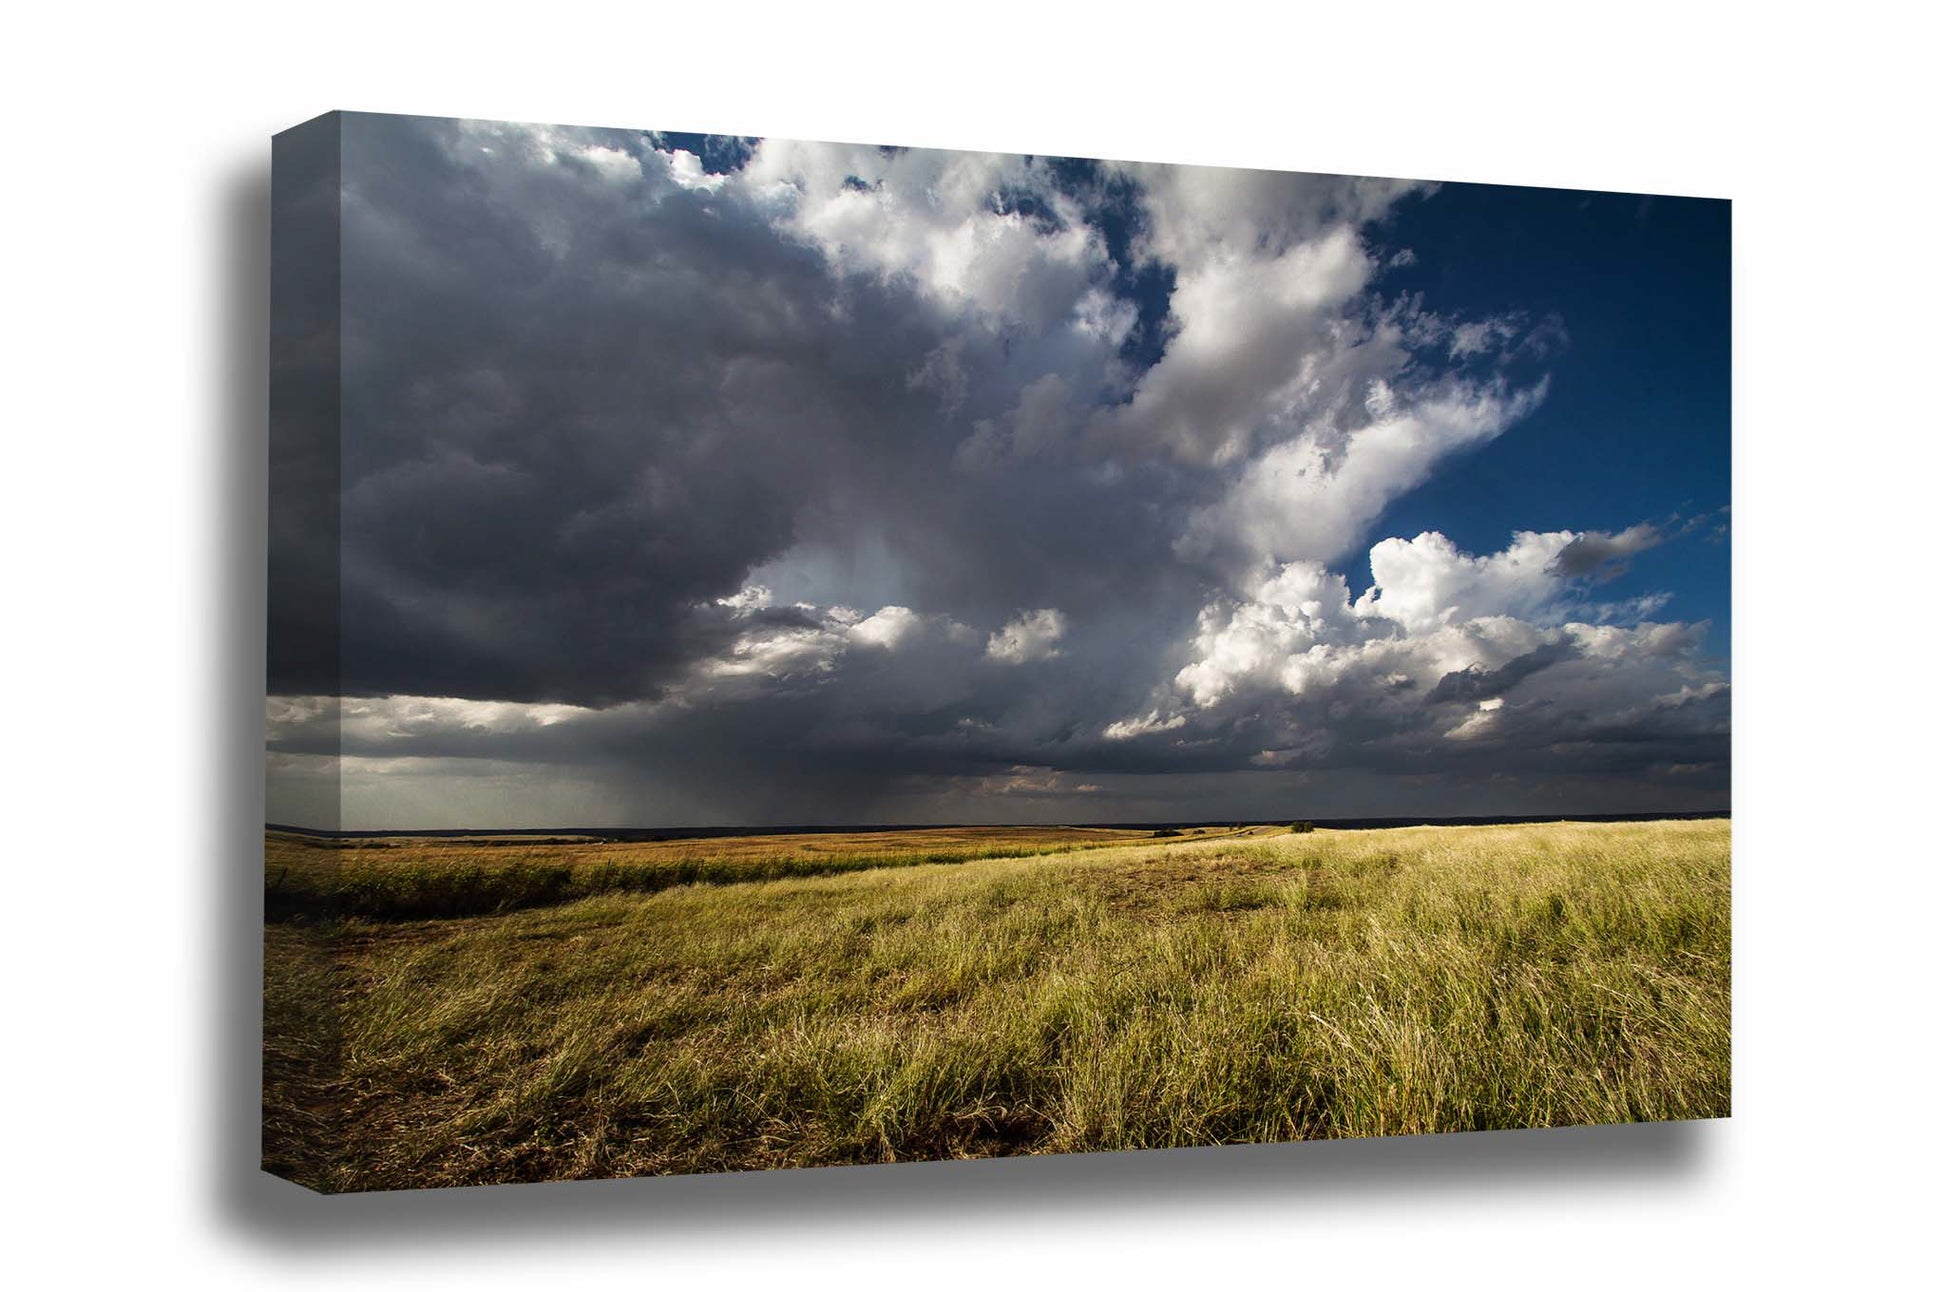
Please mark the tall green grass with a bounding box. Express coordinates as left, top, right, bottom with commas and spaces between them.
264, 820, 1729, 1190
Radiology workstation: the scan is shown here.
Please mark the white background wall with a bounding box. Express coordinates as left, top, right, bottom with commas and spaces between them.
5, 2, 1937, 1284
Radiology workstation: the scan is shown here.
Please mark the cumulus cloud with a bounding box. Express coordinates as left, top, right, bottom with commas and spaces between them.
1179, 379, 1549, 576
1072, 160, 1555, 592
1095, 525, 1726, 790
848, 605, 926, 650
742, 140, 1110, 331
268, 114, 1727, 827
1093, 222, 1379, 466
987, 609, 1069, 664
272, 515, 1722, 825
1354, 528, 1583, 633
1103, 711, 1188, 741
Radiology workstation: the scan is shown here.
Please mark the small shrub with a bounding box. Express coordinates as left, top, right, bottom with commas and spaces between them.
1289, 821, 1316, 834
1151, 828, 1182, 838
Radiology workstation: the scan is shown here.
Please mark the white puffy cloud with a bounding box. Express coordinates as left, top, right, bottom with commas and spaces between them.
1180, 379, 1548, 574
986, 608, 1069, 664
1353, 527, 1580, 633
658, 147, 729, 193
703, 620, 846, 680
1102, 524, 1726, 777
1173, 561, 1362, 708
1121, 163, 1425, 274
1094, 223, 1377, 465
1056, 157, 1555, 602
1102, 710, 1188, 741
848, 605, 924, 649
1086, 164, 1511, 481
714, 584, 775, 613
741, 140, 1109, 332
697, 593, 979, 683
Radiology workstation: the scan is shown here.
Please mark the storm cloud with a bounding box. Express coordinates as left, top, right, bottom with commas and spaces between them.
268, 113, 1729, 828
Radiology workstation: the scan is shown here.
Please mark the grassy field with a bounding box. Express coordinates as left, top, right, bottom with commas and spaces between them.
262, 819, 1729, 1191
263, 824, 1178, 921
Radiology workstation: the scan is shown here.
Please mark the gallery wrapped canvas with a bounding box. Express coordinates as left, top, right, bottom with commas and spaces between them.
265, 111, 1729, 1192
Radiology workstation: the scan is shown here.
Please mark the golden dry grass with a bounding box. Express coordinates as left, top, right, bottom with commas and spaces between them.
263, 819, 1729, 1191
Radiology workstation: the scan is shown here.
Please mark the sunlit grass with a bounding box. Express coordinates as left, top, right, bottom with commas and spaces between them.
263, 819, 1729, 1190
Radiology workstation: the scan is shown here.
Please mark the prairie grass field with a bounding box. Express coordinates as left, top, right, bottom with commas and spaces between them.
262, 819, 1729, 1191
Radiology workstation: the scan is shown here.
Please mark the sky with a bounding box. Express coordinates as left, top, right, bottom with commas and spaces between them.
267, 112, 1729, 830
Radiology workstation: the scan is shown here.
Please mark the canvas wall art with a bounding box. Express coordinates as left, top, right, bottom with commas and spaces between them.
265, 111, 1729, 1192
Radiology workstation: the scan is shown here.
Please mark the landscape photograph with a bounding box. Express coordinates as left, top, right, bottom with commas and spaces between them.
266, 111, 1730, 1192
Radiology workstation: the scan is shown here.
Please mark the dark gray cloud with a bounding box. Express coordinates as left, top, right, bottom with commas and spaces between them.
332, 120, 944, 704
268, 114, 344, 699
320, 117, 1227, 707
1426, 639, 1581, 705
1547, 522, 1664, 581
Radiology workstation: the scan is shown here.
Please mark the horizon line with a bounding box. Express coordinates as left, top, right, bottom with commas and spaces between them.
266, 809, 1732, 839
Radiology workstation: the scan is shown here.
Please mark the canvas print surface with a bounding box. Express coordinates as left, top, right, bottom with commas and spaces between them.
264, 111, 1730, 1192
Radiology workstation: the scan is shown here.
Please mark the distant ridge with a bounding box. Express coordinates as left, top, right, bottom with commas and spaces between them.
267, 810, 1729, 842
